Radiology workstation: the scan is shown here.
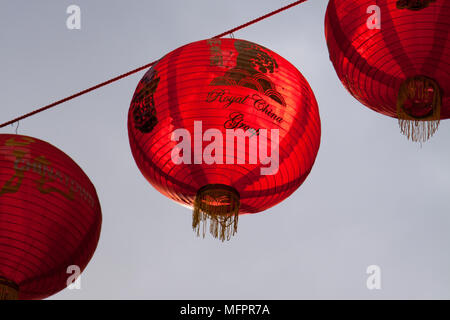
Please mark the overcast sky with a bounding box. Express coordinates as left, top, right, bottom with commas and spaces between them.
1, 0, 450, 299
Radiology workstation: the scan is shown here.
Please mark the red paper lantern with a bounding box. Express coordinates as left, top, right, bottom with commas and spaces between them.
0, 134, 102, 300
128, 38, 321, 241
325, 0, 450, 142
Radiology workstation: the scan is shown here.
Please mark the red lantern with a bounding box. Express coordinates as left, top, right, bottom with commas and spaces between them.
128, 38, 321, 241
0, 134, 102, 300
325, 0, 450, 142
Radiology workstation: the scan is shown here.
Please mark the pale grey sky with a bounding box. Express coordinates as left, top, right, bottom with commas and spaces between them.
1, 0, 450, 299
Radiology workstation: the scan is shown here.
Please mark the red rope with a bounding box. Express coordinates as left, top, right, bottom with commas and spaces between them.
0, 0, 308, 129
213, 0, 308, 38
0, 62, 157, 128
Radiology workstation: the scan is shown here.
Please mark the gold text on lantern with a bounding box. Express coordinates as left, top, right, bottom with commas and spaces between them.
0, 142, 95, 208
224, 111, 260, 137
206, 89, 284, 124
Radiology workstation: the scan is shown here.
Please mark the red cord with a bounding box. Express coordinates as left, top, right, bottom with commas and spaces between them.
0, 0, 308, 129
213, 0, 308, 38
0, 62, 157, 128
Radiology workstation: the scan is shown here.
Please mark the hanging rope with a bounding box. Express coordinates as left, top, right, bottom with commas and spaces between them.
0, 0, 308, 129
0, 62, 157, 128
212, 0, 308, 38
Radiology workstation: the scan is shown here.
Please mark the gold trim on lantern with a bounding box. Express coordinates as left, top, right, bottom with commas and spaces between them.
193, 184, 240, 242
0, 278, 19, 300
397, 75, 442, 143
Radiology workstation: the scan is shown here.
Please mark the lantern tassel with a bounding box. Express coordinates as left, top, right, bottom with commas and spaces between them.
193, 184, 240, 242
398, 118, 440, 143
397, 75, 442, 143
0, 278, 19, 300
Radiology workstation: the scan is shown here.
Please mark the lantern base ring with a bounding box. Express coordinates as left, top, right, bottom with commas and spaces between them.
0, 278, 19, 300
193, 184, 240, 242
397, 75, 442, 143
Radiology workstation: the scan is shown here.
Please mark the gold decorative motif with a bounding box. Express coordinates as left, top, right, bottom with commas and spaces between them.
193, 184, 240, 242
132, 70, 160, 133
34, 156, 75, 200
210, 40, 286, 106
5, 136, 35, 147
207, 39, 223, 66
396, 0, 436, 10
0, 140, 77, 201
0, 150, 28, 196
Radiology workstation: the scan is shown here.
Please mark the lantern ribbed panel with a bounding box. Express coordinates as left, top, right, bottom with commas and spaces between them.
325, 0, 450, 118
0, 134, 102, 300
128, 38, 321, 214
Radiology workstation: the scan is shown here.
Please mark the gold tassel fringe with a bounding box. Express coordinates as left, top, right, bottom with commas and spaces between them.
398, 119, 440, 143
193, 184, 240, 242
0, 278, 19, 300
397, 75, 442, 143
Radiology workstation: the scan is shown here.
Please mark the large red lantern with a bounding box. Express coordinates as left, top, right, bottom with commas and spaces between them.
128, 38, 321, 241
325, 0, 450, 142
0, 134, 102, 300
